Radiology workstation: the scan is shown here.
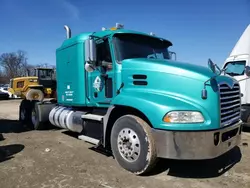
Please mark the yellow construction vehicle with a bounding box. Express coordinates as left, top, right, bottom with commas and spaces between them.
9, 67, 56, 101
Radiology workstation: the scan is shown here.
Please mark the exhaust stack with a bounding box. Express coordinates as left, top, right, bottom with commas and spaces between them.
64, 25, 71, 39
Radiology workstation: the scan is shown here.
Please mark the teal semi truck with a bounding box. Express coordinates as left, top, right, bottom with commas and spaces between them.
19, 23, 243, 175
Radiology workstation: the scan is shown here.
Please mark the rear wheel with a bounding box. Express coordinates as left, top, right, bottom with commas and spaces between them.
26, 89, 44, 101
19, 100, 32, 125
110, 115, 158, 175
29, 101, 46, 130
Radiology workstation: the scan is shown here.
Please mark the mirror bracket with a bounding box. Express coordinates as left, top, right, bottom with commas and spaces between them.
208, 58, 216, 74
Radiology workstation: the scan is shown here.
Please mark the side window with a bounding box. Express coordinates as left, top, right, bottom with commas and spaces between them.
96, 39, 112, 71
17, 81, 24, 88
39, 70, 46, 79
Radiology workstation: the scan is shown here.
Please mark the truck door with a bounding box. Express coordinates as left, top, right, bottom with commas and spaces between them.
87, 38, 115, 106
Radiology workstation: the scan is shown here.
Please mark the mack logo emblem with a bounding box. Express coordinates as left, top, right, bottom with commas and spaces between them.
224, 82, 236, 89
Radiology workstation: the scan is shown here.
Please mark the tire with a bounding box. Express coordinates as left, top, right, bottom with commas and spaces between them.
29, 101, 46, 130
26, 89, 44, 101
240, 106, 250, 127
110, 115, 158, 175
19, 100, 32, 125
0, 133, 4, 141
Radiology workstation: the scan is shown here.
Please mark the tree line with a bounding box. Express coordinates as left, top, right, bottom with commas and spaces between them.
0, 50, 54, 84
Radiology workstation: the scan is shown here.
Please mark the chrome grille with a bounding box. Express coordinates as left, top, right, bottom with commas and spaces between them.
219, 83, 241, 127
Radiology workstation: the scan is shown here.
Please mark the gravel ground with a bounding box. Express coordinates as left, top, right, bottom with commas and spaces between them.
1, 99, 250, 188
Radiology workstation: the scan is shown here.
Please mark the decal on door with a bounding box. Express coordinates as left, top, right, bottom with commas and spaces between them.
93, 76, 103, 92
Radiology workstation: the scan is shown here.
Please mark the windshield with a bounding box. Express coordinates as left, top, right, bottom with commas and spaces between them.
113, 33, 172, 62
38, 69, 54, 80
224, 60, 246, 76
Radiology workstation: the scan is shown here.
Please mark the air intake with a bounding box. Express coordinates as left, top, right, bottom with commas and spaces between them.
132, 74, 148, 86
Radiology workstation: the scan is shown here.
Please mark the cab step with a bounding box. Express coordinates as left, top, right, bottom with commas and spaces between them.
78, 135, 100, 145
81, 114, 103, 122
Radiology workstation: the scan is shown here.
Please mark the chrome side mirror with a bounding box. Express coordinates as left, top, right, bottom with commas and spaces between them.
245, 66, 250, 76
85, 38, 97, 64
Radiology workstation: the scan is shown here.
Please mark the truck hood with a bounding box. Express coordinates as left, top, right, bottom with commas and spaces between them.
121, 58, 215, 82
118, 58, 240, 131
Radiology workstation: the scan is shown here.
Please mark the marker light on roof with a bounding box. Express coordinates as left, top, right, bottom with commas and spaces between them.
110, 27, 117, 31
109, 23, 124, 30
150, 32, 155, 36
116, 23, 124, 29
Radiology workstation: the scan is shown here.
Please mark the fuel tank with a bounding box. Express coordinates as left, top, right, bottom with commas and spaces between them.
49, 106, 85, 133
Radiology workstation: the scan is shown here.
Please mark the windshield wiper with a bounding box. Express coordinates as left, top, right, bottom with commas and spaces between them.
225, 72, 241, 76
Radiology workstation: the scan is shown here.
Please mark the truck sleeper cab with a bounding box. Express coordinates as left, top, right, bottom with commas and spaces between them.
19, 24, 243, 175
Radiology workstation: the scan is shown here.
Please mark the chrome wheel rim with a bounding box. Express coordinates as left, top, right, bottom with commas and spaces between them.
117, 128, 141, 162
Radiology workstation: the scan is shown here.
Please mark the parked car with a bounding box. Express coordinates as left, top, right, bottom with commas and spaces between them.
0, 86, 17, 99
0, 90, 9, 99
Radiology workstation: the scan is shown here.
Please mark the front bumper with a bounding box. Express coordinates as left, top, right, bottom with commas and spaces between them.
151, 121, 242, 160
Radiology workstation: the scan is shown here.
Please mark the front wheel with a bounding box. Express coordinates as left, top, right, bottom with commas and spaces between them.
110, 115, 158, 175
26, 89, 44, 101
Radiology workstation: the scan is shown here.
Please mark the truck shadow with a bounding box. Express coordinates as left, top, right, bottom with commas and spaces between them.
0, 98, 9, 101
242, 126, 250, 133
0, 119, 30, 133
0, 144, 25, 163
145, 146, 242, 178
60, 130, 242, 178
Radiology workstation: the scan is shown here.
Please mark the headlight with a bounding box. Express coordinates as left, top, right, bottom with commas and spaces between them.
163, 111, 204, 123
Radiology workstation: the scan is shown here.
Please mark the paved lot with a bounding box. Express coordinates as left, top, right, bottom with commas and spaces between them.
1, 99, 250, 188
